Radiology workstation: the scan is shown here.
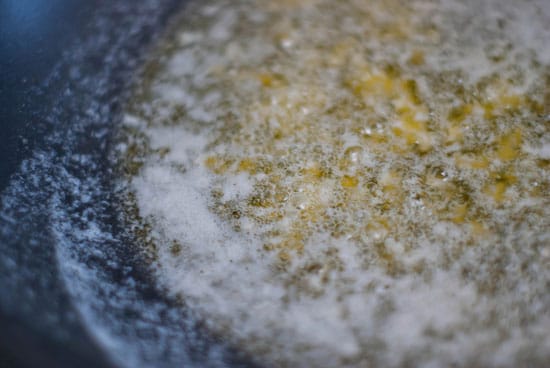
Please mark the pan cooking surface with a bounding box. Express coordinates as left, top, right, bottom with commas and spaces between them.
0, 1, 253, 367
0, 0, 548, 367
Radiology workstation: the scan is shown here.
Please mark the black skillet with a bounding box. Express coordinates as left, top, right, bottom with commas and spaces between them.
0, 1, 257, 367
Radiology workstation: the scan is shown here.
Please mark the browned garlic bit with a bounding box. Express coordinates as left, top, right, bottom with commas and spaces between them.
120, 0, 550, 367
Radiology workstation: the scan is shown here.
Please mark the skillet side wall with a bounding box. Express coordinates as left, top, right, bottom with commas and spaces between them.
0, 1, 183, 367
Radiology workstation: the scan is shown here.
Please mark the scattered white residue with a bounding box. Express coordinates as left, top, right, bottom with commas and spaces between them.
0, 1, 254, 367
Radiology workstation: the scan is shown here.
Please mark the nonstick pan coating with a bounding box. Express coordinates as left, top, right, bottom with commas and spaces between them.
0, 1, 257, 367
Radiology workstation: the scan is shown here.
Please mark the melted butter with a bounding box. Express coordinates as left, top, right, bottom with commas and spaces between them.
120, 0, 550, 366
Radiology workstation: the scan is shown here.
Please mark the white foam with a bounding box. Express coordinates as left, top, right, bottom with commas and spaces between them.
125, 0, 550, 366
